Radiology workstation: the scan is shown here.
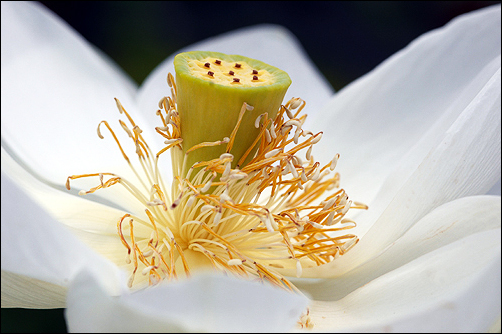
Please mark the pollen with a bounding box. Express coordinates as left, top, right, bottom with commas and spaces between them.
66, 52, 367, 317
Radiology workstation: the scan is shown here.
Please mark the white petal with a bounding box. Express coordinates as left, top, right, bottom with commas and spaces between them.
66, 270, 308, 332
339, 65, 500, 271
138, 24, 334, 130
309, 229, 501, 331
1, 1, 150, 186
314, 5, 501, 207
1, 271, 66, 308
1, 146, 153, 270
1, 171, 122, 307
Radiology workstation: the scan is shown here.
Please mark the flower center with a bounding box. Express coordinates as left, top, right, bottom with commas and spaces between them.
66, 52, 367, 294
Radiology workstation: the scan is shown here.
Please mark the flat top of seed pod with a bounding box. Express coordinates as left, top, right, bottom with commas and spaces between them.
174, 51, 291, 89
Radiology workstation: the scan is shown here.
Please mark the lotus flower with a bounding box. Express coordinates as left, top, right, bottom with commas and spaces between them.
1, 2, 500, 332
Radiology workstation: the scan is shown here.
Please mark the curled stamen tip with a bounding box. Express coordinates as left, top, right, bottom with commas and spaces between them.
219, 153, 234, 160
311, 132, 323, 144
222, 137, 230, 143
254, 113, 266, 128
290, 98, 302, 109
142, 266, 155, 275
330, 153, 340, 171
97, 122, 104, 139
78, 190, 87, 196
114, 98, 124, 113
167, 73, 174, 87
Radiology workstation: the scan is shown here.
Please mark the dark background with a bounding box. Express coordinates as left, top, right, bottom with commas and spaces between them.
2, 1, 499, 332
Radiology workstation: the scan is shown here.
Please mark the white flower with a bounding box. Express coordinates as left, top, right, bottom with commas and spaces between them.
1, 2, 500, 332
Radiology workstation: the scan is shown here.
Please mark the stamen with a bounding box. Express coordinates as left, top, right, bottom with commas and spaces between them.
330, 153, 340, 171
68, 69, 364, 311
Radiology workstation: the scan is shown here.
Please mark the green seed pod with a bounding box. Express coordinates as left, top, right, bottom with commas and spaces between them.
174, 51, 292, 171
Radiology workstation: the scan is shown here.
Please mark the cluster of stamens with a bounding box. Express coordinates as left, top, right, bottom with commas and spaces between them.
66, 72, 366, 296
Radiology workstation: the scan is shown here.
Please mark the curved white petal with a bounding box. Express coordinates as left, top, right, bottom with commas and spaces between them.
342, 66, 500, 269
138, 24, 334, 131
1, 271, 66, 308
309, 229, 501, 332
314, 5, 501, 207
1, 171, 123, 307
296, 196, 500, 294
1, 146, 153, 269
1, 1, 151, 187
66, 269, 308, 332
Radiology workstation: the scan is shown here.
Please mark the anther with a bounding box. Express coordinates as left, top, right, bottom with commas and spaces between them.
228, 259, 243, 266
306, 145, 313, 160
232, 78, 240, 83
220, 153, 234, 160
234, 63, 242, 68
228, 71, 235, 76
285, 107, 294, 119
222, 162, 232, 179
322, 198, 337, 211
341, 200, 352, 215
311, 132, 323, 144
310, 165, 321, 181
253, 75, 259, 80
265, 148, 283, 159
186, 196, 196, 207
270, 122, 277, 139
296, 259, 303, 278
201, 179, 213, 193
255, 113, 266, 128
290, 97, 302, 109
220, 190, 233, 203
330, 153, 340, 171
207, 71, 214, 77
252, 69, 258, 74
264, 129, 272, 143
204, 62, 210, 68
213, 211, 223, 225
326, 211, 336, 226
215, 59, 221, 65
142, 265, 155, 275
201, 204, 215, 212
